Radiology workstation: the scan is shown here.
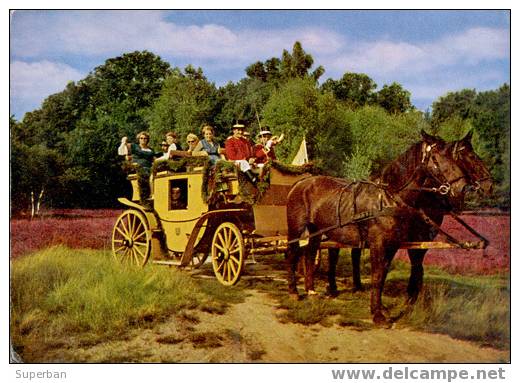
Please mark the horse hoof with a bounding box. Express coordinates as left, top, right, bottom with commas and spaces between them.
326, 288, 339, 298
372, 312, 387, 325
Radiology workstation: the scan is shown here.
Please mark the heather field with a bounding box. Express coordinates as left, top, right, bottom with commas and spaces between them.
10, 209, 122, 259
10, 209, 509, 275
395, 212, 510, 275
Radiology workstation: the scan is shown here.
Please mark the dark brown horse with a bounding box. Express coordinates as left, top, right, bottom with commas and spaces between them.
285, 131, 471, 324
345, 130, 493, 305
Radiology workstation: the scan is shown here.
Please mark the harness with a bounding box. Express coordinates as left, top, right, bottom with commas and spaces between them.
286, 144, 488, 249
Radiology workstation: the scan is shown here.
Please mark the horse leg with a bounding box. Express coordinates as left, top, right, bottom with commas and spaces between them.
304, 236, 321, 295
370, 245, 398, 324
285, 242, 300, 297
327, 248, 339, 296
351, 248, 363, 292
406, 249, 426, 305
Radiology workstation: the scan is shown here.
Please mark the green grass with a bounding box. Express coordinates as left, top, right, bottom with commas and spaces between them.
10, 245, 246, 360
254, 251, 510, 348
400, 275, 510, 349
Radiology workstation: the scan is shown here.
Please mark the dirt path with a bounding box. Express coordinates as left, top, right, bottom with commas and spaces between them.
72, 289, 509, 363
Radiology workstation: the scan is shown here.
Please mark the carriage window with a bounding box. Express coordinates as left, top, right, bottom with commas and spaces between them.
169, 179, 188, 210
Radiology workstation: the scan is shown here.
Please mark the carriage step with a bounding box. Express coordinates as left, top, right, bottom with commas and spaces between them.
152, 260, 182, 266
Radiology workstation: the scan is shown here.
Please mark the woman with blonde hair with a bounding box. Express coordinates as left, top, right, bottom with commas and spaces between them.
192, 125, 224, 165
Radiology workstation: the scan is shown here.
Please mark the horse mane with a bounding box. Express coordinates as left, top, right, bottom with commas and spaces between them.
379, 142, 423, 192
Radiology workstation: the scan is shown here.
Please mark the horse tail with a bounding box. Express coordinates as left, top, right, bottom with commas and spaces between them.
286, 178, 313, 241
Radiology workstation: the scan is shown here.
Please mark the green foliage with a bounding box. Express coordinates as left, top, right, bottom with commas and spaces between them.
321, 72, 377, 108
431, 88, 477, 131
435, 115, 474, 141
374, 82, 413, 114
148, 66, 218, 145
263, 77, 352, 175
246, 41, 324, 83
214, 78, 275, 137
432, 84, 510, 207
342, 106, 425, 178
11, 51, 171, 210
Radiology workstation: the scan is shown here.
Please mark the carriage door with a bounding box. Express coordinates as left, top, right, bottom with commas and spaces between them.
169, 179, 188, 210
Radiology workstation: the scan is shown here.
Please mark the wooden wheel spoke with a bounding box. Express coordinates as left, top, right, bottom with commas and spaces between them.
134, 221, 144, 236
229, 247, 241, 255
133, 245, 145, 260
217, 232, 226, 248
115, 226, 128, 239
114, 245, 126, 253
128, 215, 134, 237
229, 257, 237, 275
131, 248, 140, 264
132, 230, 146, 241
133, 241, 148, 247
121, 248, 130, 261
224, 228, 231, 249
229, 254, 241, 266
215, 259, 226, 273
214, 243, 227, 253
222, 259, 227, 280
229, 238, 238, 251
227, 262, 232, 282
120, 216, 130, 237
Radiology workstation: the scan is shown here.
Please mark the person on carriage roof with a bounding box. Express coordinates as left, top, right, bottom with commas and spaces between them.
191, 125, 225, 165
225, 120, 257, 184
254, 126, 283, 167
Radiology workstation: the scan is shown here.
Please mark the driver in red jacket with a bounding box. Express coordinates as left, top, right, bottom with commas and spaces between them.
225, 121, 257, 184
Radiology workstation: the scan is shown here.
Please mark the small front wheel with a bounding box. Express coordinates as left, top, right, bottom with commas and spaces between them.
112, 210, 151, 267
211, 222, 244, 286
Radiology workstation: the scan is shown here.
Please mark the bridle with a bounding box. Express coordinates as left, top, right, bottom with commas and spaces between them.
451, 141, 493, 192
390, 142, 467, 196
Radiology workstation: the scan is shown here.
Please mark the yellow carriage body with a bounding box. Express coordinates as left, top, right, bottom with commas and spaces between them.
153, 168, 209, 252
128, 167, 212, 253
115, 160, 311, 284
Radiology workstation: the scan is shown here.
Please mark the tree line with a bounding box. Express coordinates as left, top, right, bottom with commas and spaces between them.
10, 42, 510, 214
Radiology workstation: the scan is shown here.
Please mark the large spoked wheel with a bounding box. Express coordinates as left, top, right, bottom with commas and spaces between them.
112, 210, 151, 267
211, 222, 245, 286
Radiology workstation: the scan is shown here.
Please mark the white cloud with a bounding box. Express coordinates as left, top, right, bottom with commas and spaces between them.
10, 60, 84, 110
11, 11, 343, 65
324, 27, 509, 77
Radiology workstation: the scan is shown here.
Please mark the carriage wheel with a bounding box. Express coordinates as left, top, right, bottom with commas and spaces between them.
211, 222, 245, 286
112, 210, 151, 267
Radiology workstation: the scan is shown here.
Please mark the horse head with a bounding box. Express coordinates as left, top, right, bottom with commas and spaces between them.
448, 131, 493, 196
419, 130, 470, 207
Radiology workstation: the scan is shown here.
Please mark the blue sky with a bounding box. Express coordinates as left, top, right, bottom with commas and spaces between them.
10, 10, 510, 119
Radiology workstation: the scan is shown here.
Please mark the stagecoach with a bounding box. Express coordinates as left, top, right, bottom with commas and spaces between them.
112, 147, 489, 288
112, 158, 324, 285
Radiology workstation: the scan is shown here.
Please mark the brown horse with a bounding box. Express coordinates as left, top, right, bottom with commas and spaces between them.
285, 131, 471, 324
344, 130, 493, 305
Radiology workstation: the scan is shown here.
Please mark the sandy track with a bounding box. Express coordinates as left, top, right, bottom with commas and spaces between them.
69, 290, 508, 363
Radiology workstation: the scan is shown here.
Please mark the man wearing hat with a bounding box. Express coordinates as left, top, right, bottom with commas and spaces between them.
225, 120, 257, 184
254, 127, 282, 166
